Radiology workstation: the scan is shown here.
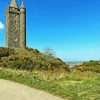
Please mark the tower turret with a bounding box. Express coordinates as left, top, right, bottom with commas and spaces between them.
21, 0, 25, 8
20, 0, 26, 48
10, 0, 18, 8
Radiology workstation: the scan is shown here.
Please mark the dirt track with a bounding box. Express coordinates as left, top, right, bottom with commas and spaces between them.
0, 79, 64, 100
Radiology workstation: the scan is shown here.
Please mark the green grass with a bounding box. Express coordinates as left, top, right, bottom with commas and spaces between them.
0, 68, 100, 100
0, 68, 67, 98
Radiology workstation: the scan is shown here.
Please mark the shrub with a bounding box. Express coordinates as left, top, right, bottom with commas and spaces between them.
0, 47, 70, 72
73, 60, 100, 73
0, 47, 14, 58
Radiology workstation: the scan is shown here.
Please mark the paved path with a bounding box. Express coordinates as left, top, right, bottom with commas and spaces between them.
0, 79, 64, 100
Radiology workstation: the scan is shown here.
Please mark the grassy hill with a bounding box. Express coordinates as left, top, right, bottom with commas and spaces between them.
0, 47, 100, 100
0, 47, 69, 72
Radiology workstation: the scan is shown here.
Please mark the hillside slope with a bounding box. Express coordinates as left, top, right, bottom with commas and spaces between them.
0, 47, 69, 72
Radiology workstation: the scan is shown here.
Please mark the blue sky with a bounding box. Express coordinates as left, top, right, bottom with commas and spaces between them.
0, 0, 100, 61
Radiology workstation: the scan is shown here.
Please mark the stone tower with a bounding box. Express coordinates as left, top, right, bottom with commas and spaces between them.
5, 0, 26, 48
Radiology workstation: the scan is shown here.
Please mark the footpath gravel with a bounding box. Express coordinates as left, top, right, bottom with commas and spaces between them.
0, 79, 64, 100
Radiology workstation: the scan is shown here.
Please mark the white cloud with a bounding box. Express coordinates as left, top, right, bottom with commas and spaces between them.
0, 21, 4, 30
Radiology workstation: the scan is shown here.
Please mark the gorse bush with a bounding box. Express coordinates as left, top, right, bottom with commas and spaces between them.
0, 47, 14, 58
73, 60, 100, 73
0, 47, 70, 72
